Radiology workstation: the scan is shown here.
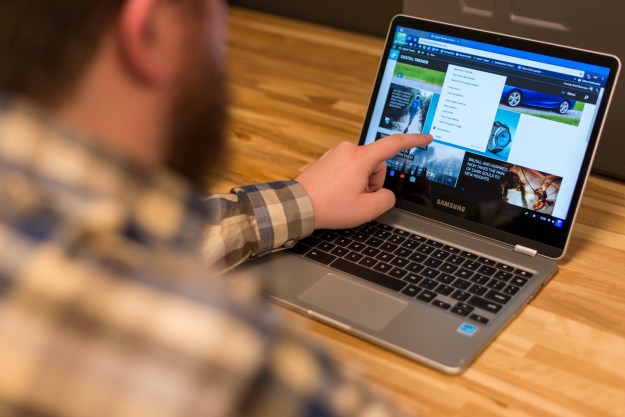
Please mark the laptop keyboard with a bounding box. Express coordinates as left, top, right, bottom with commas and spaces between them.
289, 220, 534, 325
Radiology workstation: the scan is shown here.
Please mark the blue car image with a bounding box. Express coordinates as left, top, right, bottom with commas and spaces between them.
501, 86, 576, 114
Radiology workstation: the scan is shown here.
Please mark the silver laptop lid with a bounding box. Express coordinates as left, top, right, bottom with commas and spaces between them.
358, 15, 620, 258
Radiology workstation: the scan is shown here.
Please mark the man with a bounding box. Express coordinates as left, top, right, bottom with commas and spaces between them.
0, 1, 432, 416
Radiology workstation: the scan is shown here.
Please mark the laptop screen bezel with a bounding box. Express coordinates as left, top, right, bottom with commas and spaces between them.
358, 15, 621, 259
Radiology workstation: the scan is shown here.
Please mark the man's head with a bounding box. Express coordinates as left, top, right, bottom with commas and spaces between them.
0, 0, 227, 187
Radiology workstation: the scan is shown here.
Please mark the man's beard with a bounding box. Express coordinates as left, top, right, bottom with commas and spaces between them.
165, 51, 228, 189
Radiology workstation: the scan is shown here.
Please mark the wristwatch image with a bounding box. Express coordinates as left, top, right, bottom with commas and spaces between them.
488, 121, 512, 154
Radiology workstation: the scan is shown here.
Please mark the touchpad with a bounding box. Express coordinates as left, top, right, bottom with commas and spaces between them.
299, 273, 408, 331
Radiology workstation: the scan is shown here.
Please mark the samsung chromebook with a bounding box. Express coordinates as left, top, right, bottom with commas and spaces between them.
237, 15, 620, 373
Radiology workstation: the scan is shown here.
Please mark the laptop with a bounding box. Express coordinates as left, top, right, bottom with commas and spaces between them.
236, 15, 620, 374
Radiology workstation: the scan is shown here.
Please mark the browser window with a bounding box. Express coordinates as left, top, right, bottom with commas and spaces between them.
363, 25, 611, 243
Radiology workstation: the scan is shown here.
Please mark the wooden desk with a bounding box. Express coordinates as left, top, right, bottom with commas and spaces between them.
222, 8, 625, 417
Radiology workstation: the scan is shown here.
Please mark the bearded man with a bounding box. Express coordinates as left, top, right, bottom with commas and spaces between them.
0, 1, 431, 416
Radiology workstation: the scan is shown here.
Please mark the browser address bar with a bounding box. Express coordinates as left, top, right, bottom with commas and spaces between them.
418, 38, 585, 78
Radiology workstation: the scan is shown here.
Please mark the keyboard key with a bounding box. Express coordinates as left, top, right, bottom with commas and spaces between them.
331, 258, 406, 292
470, 274, 489, 285
403, 274, 422, 284
455, 268, 474, 280
451, 290, 471, 302
345, 252, 363, 263
393, 229, 411, 237
401, 239, 420, 250
424, 257, 443, 268
452, 278, 471, 290
334, 237, 352, 247
417, 244, 436, 255
515, 269, 534, 279
352, 232, 370, 242
336, 229, 356, 237
380, 242, 398, 253
401, 285, 421, 297
485, 290, 511, 304
494, 270, 513, 281
390, 257, 409, 268
511, 276, 529, 287
362, 247, 380, 257
359, 224, 378, 235
410, 233, 426, 242
409, 252, 427, 263
317, 231, 338, 241
468, 284, 487, 296
436, 273, 455, 285
406, 262, 425, 273
421, 268, 440, 279
432, 300, 451, 310
318, 242, 336, 252
448, 254, 466, 265
504, 284, 520, 296
496, 262, 515, 272
420, 278, 438, 290
390, 268, 407, 279
376, 223, 394, 231
469, 314, 489, 324
388, 235, 406, 245
393, 247, 412, 258
463, 260, 480, 271
450, 303, 473, 317
373, 262, 392, 274
443, 245, 461, 254
373, 230, 392, 240
435, 284, 454, 296
305, 249, 337, 265
460, 251, 478, 260
440, 263, 458, 274
486, 279, 506, 291
358, 256, 377, 268
365, 237, 384, 247
468, 296, 503, 314
426, 239, 444, 248
432, 249, 450, 260
330, 246, 349, 257
375, 252, 394, 263
417, 290, 437, 303
478, 265, 497, 276
347, 241, 365, 252
478, 257, 497, 266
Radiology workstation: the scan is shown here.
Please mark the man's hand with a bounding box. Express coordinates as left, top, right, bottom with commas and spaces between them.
296, 134, 433, 230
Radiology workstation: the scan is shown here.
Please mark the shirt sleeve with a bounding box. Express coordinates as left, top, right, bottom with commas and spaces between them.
202, 180, 315, 273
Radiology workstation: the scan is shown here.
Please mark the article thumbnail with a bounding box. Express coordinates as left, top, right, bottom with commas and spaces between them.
499, 85, 584, 127
380, 84, 434, 134
378, 63, 445, 135
485, 109, 520, 161
380, 132, 465, 188
462, 154, 562, 214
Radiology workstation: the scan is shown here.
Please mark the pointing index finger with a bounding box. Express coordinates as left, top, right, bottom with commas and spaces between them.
362, 134, 433, 165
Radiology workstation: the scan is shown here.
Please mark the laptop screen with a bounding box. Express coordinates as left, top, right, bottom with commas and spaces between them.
360, 16, 620, 258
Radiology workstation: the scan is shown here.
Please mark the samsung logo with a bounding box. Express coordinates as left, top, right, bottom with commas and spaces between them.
436, 199, 466, 213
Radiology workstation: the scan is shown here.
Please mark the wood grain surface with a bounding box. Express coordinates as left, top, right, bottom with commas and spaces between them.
220, 7, 625, 417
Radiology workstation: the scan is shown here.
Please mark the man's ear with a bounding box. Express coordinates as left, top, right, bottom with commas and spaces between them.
118, 0, 184, 85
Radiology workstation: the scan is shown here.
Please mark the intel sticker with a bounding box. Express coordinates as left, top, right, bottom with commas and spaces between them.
457, 323, 479, 337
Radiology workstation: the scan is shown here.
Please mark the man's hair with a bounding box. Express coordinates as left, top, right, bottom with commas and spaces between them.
0, 1, 125, 105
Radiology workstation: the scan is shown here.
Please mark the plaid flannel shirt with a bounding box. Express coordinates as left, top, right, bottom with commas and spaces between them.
0, 99, 410, 417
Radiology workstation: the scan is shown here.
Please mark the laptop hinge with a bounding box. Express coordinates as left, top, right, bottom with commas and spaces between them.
513, 244, 538, 257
